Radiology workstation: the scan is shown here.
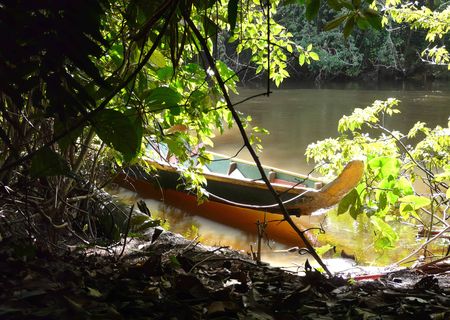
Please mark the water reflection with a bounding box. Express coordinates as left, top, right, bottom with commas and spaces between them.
111, 187, 433, 271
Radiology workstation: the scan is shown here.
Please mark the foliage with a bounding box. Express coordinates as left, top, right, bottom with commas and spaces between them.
220, 0, 319, 85
276, 5, 365, 79
306, 99, 449, 251
387, 1, 450, 69
273, 2, 422, 80
0, 0, 320, 243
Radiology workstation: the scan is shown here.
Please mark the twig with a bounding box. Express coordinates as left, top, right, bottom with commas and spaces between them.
67, 193, 96, 203
189, 256, 258, 272
416, 254, 450, 271
118, 204, 134, 259
233, 92, 272, 108
391, 225, 450, 267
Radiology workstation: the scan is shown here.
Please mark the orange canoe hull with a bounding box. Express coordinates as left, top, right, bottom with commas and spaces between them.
116, 175, 319, 247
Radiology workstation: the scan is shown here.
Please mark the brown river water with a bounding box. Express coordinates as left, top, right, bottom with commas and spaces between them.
115, 81, 450, 272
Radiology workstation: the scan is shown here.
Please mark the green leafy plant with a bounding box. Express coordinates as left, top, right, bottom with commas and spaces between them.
306, 98, 449, 253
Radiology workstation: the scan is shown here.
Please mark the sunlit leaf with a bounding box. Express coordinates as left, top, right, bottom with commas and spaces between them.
315, 244, 334, 257
149, 49, 166, 68
399, 195, 431, 209
309, 52, 319, 61
299, 53, 306, 65
371, 216, 398, 248
368, 157, 400, 178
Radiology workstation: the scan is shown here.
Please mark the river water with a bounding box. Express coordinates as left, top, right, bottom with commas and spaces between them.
213, 81, 450, 173
117, 81, 450, 271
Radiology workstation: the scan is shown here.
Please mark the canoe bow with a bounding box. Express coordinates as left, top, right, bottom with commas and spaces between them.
273, 160, 364, 216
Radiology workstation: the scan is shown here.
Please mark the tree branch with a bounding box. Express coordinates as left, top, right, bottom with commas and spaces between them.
183, 13, 332, 277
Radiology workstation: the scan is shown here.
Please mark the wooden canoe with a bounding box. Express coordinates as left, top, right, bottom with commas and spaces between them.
116, 146, 364, 247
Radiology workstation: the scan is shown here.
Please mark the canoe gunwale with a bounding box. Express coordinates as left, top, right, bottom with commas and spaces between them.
142, 156, 320, 195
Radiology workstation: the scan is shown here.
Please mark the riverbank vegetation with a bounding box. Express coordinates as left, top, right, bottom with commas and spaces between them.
0, 0, 449, 318
225, 0, 450, 82
306, 98, 449, 260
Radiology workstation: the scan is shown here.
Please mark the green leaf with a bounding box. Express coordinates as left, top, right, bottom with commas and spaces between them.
228, 0, 239, 31
324, 15, 348, 31
338, 188, 358, 215
203, 16, 219, 38
305, 0, 321, 21
352, 0, 361, 8
379, 192, 387, 210
86, 287, 102, 298
363, 8, 382, 30
30, 147, 71, 177
366, 14, 382, 30
343, 16, 355, 38
399, 195, 431, 209
309, 52, 320, 61
145, 87, 182, 110
299, 53, 306, 66
356, 16, 371, 30
327, 0, 343, 10
368, 157, 400, 178
156, 67, 174, 81
92, 109, 141, 162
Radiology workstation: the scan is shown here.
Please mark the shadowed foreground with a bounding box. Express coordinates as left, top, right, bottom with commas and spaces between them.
1, 228, 448, 320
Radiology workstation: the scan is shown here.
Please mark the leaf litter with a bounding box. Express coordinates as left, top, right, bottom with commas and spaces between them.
0, 229, 449, 320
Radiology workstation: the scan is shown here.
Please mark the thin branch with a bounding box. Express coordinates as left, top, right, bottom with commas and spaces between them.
233, 92, 272, 108
391, 225, 450, 267
183, 13, 332, 277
